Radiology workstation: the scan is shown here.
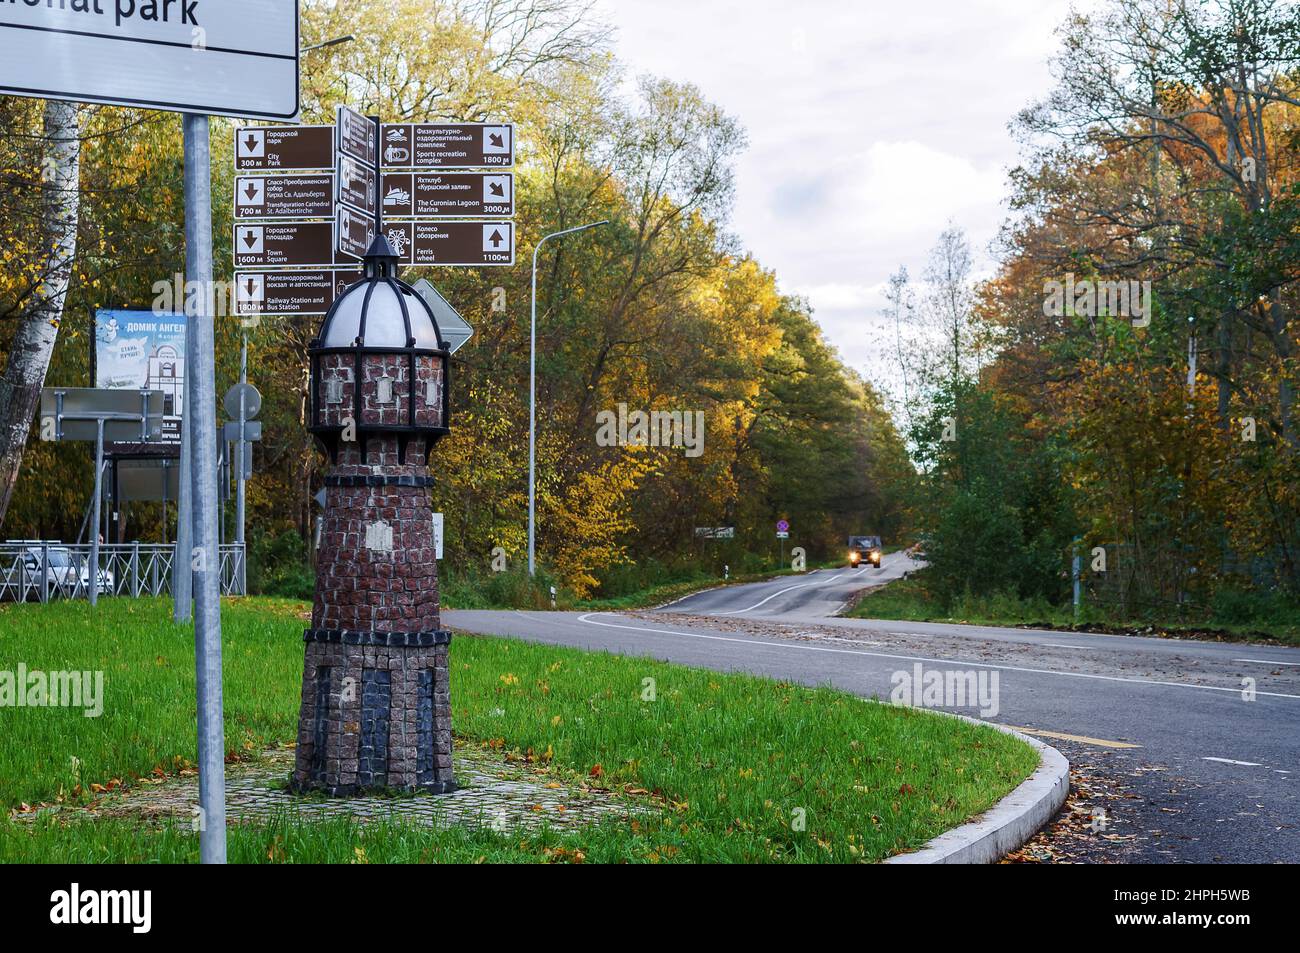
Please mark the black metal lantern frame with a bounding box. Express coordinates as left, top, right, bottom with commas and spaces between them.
307, 238, 452, 465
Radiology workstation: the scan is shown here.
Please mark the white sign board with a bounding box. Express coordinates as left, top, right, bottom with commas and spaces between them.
0, 1, 299, 120
432, 512, 444, 560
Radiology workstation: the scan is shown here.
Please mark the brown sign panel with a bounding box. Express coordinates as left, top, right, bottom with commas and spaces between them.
380, 221, 514, 266
337, 106, 377, 168
233, 222, 336, 269
337, 156, 377, 218
381, 171, 513, 218
234, 270, 364, 317
380, 123, 513, 168
234, 174, 334, 220
235, 126, 334, 171
336, 206, 375, 261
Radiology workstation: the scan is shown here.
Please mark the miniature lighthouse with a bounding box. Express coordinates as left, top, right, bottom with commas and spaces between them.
291, 235, 455, 794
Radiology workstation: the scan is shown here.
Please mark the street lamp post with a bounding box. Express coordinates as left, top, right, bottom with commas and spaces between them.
528, 220, 609, 576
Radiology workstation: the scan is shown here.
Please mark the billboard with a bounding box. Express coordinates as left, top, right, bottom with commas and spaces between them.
95, 309, 186, 444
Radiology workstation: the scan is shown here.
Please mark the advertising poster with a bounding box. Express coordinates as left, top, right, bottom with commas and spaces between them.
94, 309, 187, 444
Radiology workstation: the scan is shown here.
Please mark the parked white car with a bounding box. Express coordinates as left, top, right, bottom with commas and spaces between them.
0, 543, 113, 600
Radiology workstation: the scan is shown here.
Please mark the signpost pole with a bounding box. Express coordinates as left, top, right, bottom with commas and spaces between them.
183, 112, 227, 864
237, 335, 247, 596
89, 418, 103, 607
173, 337, 193, 620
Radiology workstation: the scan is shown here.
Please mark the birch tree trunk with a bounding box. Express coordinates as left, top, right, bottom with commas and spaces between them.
0, 99, 82, 530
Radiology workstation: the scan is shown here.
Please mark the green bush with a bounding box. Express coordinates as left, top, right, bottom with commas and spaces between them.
247, 529, 315, 600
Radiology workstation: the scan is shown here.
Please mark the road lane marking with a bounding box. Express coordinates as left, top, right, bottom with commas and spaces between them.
1004, 727, 1141, 749
715, 568, 858, 615
1234, 658, 1300, 667
1202, 757, 1264, 767
572, 613, 1300, 701
1041, 643, 1090, 650
655, 569, 828, 611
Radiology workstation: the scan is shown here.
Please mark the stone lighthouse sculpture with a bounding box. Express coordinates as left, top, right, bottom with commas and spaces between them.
291, 235, 456, 795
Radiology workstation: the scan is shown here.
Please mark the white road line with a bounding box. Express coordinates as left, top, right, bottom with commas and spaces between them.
1234, 658, 1300, 667
1041, 643, 1090, 650
715, 568, 856, 616
655, 569, 828, 611
572, 612, 1300, 701
1202, 757, 1264, 767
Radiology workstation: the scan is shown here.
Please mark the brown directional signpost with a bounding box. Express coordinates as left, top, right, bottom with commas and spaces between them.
381, 171, 514, 218
381, 123, 514, 168
234, 221, 336, 269
234, 270, 363, 318
235, 174, 334, 220
233, 106, 518, 332
236, 126, 334, 172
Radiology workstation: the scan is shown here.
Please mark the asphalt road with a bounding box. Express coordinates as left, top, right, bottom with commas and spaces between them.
445, 553, 1300, 862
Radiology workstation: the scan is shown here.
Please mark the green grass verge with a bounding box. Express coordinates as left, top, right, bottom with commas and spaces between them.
0, 597, 1037, 863
849, 570, 1300, 646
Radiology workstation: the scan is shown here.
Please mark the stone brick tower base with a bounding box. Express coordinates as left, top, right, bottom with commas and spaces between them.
291, 438, 455, 795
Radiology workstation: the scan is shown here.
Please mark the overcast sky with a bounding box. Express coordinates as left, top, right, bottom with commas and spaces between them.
596, 0, 1075, 388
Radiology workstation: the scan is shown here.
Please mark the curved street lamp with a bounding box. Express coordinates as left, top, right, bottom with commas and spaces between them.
529, 220, 610, 576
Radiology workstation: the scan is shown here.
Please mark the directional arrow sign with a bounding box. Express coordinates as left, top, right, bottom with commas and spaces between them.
336, 206, 375, 261
381, 171, 514, 218
235, 174, 334, 220
380, 123, 514, 168
337, 156, 378, 219
415, 221, 514, 266
381, 222, 514, 266
235, 126, 334, 172
411, 279, 474, 354
337, 105, 377, 169
234, 222, 335, 269
235, 270, 363, 317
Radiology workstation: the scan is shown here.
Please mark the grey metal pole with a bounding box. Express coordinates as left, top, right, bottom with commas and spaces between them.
528, 248, 538, 577
528, 220, 609, 577
174, 311, 194, 620
89, 418, 103, 607
183, 112, 227, 864
1072, 537, 1082, 622
237, 334, 247, 595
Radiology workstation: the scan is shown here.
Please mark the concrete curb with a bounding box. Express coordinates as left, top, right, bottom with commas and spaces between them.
883, 716, 1069, 865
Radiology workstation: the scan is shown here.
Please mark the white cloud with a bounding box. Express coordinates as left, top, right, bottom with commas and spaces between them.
596, 0, 1074, 394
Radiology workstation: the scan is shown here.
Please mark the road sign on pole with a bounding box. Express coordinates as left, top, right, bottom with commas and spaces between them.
235, 269, 363, 317
0, 2, 299, 120
337, 156, 378, 219
235, 125, 333, 171
380, 171, 514, 218
380, 221, 515, 266
337, 105, 378, 168
380, 123, 514, 167
234, 173, 334, 220
235, 221, 336, 268
337, 207, 376, 261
